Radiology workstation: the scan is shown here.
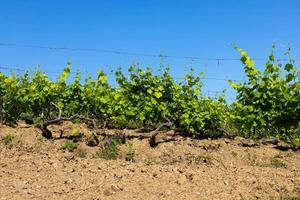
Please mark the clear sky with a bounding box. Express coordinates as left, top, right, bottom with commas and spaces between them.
0, 0, 300, 101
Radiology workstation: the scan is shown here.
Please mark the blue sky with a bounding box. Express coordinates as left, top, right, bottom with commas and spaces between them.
0, 0, 300, 101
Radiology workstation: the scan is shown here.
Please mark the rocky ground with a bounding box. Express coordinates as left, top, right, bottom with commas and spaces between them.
0, 122, 299, 200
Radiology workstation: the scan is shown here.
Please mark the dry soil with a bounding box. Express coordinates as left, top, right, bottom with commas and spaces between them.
0, 122, 299, 200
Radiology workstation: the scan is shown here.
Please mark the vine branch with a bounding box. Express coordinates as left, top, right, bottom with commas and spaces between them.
149, 116, 173, 147
39, 102, 99, 146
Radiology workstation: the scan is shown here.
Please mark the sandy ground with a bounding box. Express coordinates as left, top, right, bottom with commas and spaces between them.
0, 122, 299, 200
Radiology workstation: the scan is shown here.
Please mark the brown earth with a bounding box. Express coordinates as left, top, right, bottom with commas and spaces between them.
0, 121, 299, 200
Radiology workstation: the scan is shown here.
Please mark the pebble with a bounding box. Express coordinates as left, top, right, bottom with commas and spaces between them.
224, 139, 230, 144
103, 188, 114, 196
111, 184, 123, 191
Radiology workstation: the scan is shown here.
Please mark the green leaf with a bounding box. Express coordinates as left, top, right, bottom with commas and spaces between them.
284, 64, 293, 72
114, 93, 121, 100
269, 54, 275, 61
98, 75, 108, 84
154, 91, 162, 99
194, 88, 200, 94
286, 74, 294, 82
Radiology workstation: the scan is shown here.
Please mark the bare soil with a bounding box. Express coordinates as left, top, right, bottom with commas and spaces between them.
0, 122, 299, 200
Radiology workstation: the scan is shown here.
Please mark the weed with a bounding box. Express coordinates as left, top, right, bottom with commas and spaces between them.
144, 159, 155, 166
31, 135, 44, 151
186, 152, 213, 165
197, 153, 213, 164
32, 142, 41, 151
255, 180, 267, 192
125, 142, 135, 162
98, 138, 122, 160
280, 186, 300, 200
75, 147, 87, 158
270, 157, 287, 168
37, 134, 44, 141
70, 128, 84, 142
276, 152, 294, 159
280, 194, 300, 200
2, 134, 14, 145
246, 152, 257, 166
61, 140, 77, 152
71, 128, 83, 138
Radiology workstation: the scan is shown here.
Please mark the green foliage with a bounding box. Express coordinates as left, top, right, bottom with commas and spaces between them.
0, 46, 298, 144
71, 128, 84, 140
289, 133, 300, 148
0, 65, 72, 124
82, 70, 113, 126
0, 73, 5, 123
0, 63, 226, 136
111, 65, 226, 135
99, 138, 122, 160
229, 46, 300, 140
125, 142, 135, 162
20, 113, 34, 124
0, 73, 22, 124
270, 157, 287, 168
111, 65, 173, 128
2, 134, 14, 145
61, 140, 77, 152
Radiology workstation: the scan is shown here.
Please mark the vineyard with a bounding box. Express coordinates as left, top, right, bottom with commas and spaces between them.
0, 48, 300, 199
0, 47, 299, 146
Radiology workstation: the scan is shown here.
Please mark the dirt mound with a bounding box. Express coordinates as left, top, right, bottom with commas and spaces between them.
0, 122, 299, 200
